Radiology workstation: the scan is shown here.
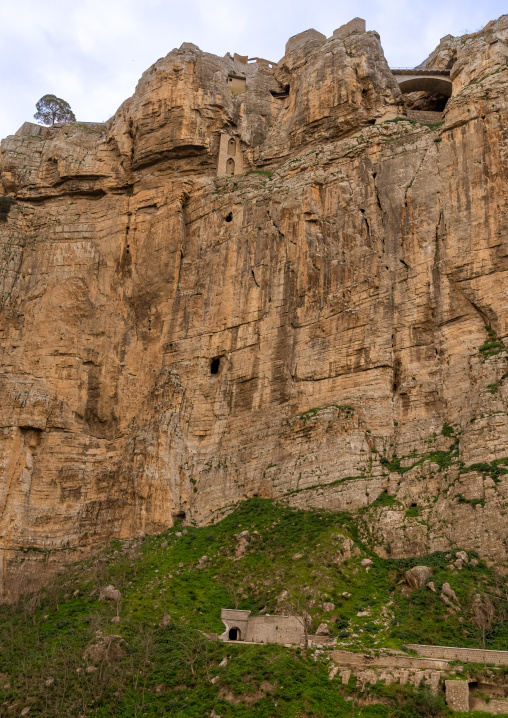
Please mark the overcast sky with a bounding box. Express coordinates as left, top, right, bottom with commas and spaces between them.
0, 0, 505, 139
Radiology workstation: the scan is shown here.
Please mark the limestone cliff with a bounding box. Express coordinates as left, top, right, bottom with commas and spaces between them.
0, 16, 507, 597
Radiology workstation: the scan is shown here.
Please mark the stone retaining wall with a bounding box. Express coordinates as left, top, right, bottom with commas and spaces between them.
407, 645, 508, 666
330, 650, 450, 671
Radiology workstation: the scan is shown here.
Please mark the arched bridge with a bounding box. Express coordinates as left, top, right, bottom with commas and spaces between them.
391, 68, 452, 97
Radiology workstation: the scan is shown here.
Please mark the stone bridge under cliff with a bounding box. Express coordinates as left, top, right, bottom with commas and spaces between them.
391, 68, 452, 96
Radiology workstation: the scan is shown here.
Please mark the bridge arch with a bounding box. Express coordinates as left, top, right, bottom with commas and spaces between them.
391, 69, 453, 99
397, 76, 452, 97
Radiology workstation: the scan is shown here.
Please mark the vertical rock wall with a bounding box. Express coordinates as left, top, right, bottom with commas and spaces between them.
0, 16, 507, 596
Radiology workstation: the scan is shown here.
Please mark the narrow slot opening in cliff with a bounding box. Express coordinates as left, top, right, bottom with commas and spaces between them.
270, 85, 290, 98
229, 627, 240, 640
210, 357, 221, 374
225, 212, 233, 222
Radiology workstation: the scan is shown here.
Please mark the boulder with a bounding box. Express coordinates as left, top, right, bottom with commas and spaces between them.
442, 582, 459, 603
405, 566, 433, 589
234, 531, 251, 557
456, 551, 468, 563
83, 632, 126, 663
316, 622, 330, 636
99, 585, 122, 602
323, 602, 335, 612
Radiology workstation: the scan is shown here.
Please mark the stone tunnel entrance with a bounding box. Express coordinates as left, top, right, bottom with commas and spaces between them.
228, 627, 241, 640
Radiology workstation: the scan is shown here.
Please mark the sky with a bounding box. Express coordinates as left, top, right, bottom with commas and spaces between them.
0, 0, 506, 139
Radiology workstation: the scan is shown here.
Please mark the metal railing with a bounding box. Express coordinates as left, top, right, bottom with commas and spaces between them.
390, 67, 451, 75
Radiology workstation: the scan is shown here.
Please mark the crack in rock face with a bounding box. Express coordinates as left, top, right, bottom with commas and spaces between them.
0, 15, 508, 597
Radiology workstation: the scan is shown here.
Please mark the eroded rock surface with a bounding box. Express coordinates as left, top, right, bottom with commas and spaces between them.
0, 16, 507, 597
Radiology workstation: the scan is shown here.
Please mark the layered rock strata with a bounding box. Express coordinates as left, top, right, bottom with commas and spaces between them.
0, 16, 507, 596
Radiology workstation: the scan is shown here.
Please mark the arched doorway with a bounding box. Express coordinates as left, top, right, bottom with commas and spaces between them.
228, 627, 241, 641
226, 158, 235, 176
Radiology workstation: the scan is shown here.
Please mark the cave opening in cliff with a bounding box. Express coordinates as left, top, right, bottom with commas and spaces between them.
210, 357, 221, 374
173, 510, 186, 522
225, 212, 233, 222
403, 91, 449, 113
270, 85, 290, 98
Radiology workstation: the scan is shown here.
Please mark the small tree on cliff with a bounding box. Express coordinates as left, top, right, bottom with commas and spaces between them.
34, 94, 76, 125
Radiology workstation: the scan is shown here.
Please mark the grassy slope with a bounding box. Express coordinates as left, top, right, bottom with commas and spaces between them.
0, 499, 506, 717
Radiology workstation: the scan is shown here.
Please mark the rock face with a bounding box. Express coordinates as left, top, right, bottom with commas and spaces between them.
0, 16, 507, 597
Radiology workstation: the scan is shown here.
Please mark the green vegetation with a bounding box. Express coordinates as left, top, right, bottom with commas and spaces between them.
459, 458, 508, 482
373, 491, 401, 508
383, 117, 444, 131
33, 94, 76, 126
380, 443, 459, 475
441, 423, 455, 438
457, 494, 485, 508
478, 326, 506, 360
293, 404, 355, 425
246, 170, 273, 179
1, 499, 508, 716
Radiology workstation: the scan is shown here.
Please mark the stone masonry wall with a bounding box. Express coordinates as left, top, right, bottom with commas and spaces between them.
407, 645, 508, 666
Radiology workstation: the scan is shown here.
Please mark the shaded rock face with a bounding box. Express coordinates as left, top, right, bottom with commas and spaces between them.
0, 16, 507, 596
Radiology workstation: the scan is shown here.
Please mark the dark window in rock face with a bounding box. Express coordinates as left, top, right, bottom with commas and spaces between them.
226, 157, 235, 175
0, 196, 15, 222
210, 357, 221, 374
225, 212, 233, 222
229, 627, 240, 640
